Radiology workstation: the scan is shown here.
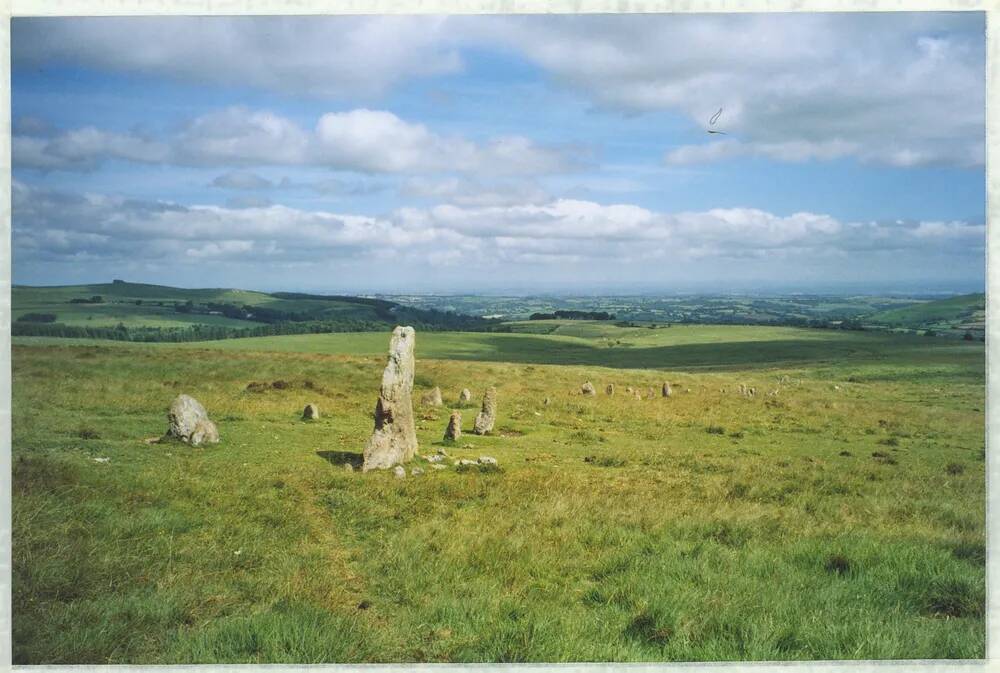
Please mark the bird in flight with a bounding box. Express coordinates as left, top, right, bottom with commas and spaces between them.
707, 107, 727, 134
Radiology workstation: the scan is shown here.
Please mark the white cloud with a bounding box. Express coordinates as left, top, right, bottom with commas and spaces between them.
13, 181, 982, 277
13, 16, 462, 99
480, 13, 983, 168
15, 107, 575, 176
13, 15, 983, 170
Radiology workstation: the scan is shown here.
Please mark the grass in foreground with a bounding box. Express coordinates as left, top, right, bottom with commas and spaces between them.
11, 325, 985, 662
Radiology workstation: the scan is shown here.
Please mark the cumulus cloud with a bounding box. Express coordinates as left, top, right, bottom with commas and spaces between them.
13, 181, 983, 278
210, 171, 276, 190
480, 13, 984, 168
12, 16, 462, 99
25, 14, 977, 169
14, 107, 576, 176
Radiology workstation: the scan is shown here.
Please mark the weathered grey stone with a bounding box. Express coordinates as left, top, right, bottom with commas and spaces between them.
444, 410, 462, 441
421, 386, 443, 406
647, 387, 656, 399
456, 458, 478, 466
344, 463, 354, 473
581, 381, 596, 396
605, 383, 615, 395
473, 386, 497, 435
427, 454, 446, 463
393, 465, 406, 479
478, 456, 497, 466
165, 394, 220, 446
302, 403, 320, 420
431, 464, 447, 470
363, 326, 418, 472
662, 382, 672, 398
633, 389, 642, 400
411, 466, 424, 476
459, 388, 473, 404
625, 386, 634, 394
543, 397, 551, 406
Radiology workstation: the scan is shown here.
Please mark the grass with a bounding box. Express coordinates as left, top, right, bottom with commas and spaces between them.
11, 323, 985, 663
11, 281, 384, 328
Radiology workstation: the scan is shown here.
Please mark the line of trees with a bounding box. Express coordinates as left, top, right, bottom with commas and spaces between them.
529, 310, 616, 321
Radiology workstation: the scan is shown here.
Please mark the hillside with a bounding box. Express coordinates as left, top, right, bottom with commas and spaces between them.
11, 281, 491, 340
11, 322, 985, 662
867, 293, 985, 332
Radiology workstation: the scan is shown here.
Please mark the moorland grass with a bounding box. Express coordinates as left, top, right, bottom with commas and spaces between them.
11, 324, 985, 663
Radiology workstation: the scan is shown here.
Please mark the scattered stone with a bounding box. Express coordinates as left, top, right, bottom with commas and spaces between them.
581, 382, 596, 396
605, 383, 615, 396
411, 466, 424, 476
142, 436, 161, 445
93, 456, 110, 463
543, 397, 551, 406
459, 388, 473, 404
647, 387, 656, 399
473, 387, 497, 435
625, 386, 634, 394
444, 410, 462, 441
462, 443, 474, 449
662, 382, 672, 397
363, 326, 419, 472
437, 447, 449, 456
344, 463, 354, 472
165, 394, 220, 446
633, 389, 642, 400
394, 465, 406, 479
685, 388, 691, 393
421, 386, 443, 406
478, 456, 497, 466
427, 454, 446, 463
457, 458, 478, 466
431, 464, 447, 470
302, 403, 320, 420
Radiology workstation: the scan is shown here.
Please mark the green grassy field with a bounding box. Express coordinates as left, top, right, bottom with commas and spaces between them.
11, 323, 985, 663
11, 282, 385, 328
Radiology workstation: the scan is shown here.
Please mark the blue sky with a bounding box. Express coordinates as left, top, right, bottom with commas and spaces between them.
11, 13, 986, 294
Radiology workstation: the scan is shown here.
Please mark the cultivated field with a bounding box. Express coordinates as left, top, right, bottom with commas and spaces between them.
11, 323, 985, 663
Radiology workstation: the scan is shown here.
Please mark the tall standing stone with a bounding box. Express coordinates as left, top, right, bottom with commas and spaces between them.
444, 410, 462, 440
662, 382, 672, 398
363, 326, 418, 472
606, 383, 615, 396
473, 386, 497, 435
581, 381, 596, 396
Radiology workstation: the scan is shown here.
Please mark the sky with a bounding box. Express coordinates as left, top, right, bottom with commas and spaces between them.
11, 12, 986, 295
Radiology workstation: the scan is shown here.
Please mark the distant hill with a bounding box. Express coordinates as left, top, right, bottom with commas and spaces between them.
11, 281, 492, 341
866, 293, 985, 332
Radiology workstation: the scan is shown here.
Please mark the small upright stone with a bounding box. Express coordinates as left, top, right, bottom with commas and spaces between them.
662, 382, 672, 398
581, 382, 596, 396
363, 326, 418, 472
473, 386, 497, 435
633, 389, 642, 400
421, 386, 443, 406
302, 403, 320, 420
165, 394, 219, 446
444, 410, 462, 441
543, 397, 551, 406
393, 465, 406, 479
459, 388, 473, 404
605, 383, 615, 396
647, 387, 656, 399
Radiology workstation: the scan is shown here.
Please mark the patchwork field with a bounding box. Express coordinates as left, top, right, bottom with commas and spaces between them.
11, 323, 985, 663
